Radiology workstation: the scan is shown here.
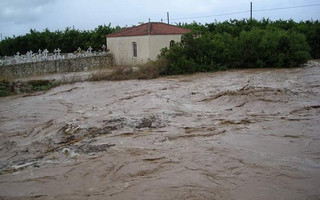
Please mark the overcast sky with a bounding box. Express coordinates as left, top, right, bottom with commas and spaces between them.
0, 0, 320, 39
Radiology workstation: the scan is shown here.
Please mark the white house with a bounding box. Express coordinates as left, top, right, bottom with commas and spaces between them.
106, 22, 190, 66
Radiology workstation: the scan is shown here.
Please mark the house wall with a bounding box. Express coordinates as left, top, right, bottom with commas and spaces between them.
107, 35, 150, 66
107, 34, 183, 66
149, 34, 182, 60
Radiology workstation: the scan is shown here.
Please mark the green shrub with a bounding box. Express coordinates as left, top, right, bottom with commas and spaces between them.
235, 28, 310, 68
27, 80, 54, 91
161, 27, 310, 75
180, 19, 319, 59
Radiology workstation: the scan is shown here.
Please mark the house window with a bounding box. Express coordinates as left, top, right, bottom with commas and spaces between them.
132, 42, 137, 57
170, 40, 175, 49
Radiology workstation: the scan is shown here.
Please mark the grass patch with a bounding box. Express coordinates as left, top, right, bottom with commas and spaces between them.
27, 80, 56, 91
0, 80, 13, 97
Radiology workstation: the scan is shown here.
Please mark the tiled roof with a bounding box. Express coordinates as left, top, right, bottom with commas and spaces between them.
106, 22, 191, 37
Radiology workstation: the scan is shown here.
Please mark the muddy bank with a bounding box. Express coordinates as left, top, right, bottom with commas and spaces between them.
0, 62, 320, 199
0, 69, 113, 97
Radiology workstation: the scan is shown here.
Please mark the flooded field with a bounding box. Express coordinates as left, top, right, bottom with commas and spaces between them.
0, 62, 320, 200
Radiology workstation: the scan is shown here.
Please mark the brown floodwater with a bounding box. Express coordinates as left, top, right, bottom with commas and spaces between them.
0, 62, 320, 200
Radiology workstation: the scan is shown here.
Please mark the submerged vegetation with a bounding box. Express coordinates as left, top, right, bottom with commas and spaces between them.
0, 79, 57, 97
0, 81, 13, 97
27, 80, 55, 91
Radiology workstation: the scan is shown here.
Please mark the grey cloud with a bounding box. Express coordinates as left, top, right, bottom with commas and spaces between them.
0, 0, 56, 24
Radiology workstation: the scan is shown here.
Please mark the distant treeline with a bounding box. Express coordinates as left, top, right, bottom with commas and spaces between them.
1, 19, 319, 73
159, 19, 320, 74
0, 24, 120, 56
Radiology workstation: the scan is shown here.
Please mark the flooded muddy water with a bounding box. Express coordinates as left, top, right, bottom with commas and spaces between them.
1, 62, 320, 200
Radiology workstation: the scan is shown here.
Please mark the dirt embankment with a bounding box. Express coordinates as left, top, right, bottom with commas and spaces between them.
0, 61, 320, 200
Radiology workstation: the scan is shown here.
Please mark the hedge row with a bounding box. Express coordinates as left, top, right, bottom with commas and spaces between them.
161, 26, 311, 75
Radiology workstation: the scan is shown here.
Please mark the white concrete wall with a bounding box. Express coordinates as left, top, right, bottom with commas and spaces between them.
107, 34, 183, 66
149, 34, 182, 60
107, 35, 149, 66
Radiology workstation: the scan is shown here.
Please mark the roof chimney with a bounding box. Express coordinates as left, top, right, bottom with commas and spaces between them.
148, 18, 151, 34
